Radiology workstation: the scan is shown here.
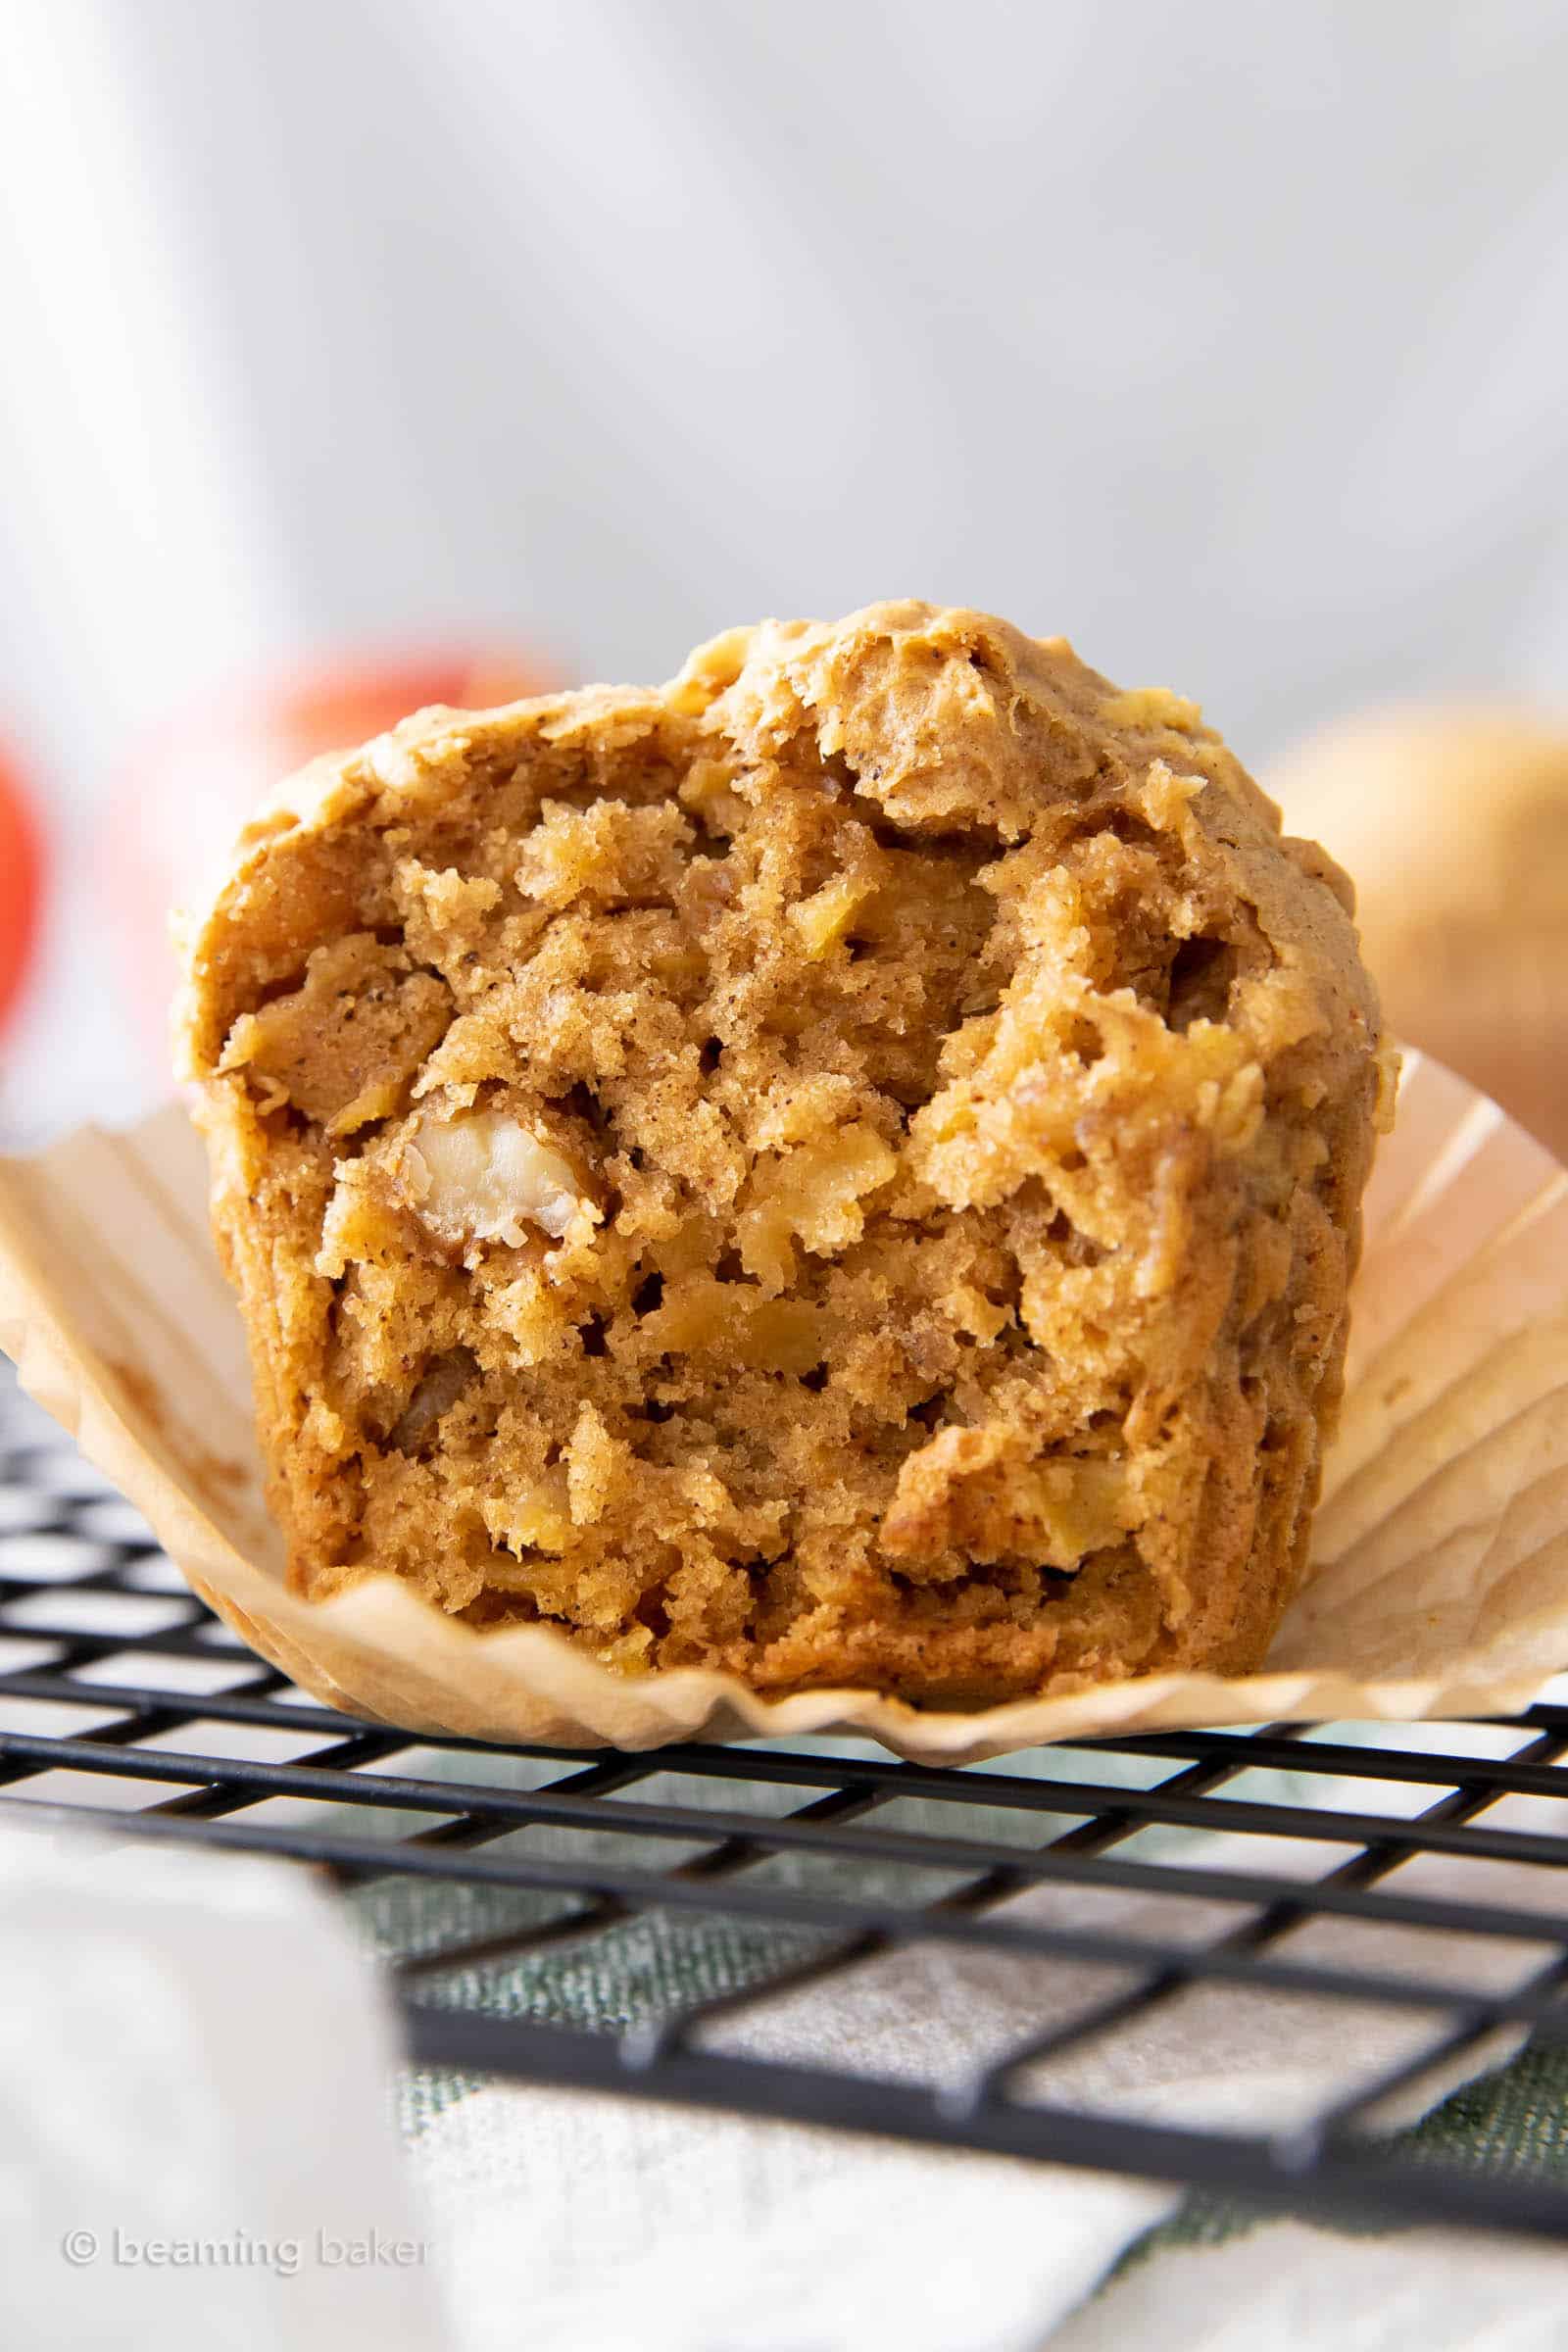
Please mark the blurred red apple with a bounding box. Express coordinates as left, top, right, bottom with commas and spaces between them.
108, 643, 563, 1074
0, 744, 45, 1043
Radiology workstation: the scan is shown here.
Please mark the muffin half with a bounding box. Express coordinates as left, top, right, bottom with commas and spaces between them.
179, 603, 1392, 1704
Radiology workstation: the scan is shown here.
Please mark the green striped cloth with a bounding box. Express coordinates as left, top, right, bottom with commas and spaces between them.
332, 1734, 1568, 2285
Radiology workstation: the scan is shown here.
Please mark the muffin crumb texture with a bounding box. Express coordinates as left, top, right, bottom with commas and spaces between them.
181, 603, 1390, 1705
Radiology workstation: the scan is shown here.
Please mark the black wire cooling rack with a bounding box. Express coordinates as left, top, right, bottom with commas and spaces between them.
5, 1356, 1568, 2244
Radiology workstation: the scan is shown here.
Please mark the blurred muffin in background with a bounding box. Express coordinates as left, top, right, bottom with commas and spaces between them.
1272, 707, 1568, 1163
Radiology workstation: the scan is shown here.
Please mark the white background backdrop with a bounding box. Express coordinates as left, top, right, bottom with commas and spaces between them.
3, 0, 1567, 1139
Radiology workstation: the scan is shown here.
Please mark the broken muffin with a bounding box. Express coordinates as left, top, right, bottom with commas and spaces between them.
178, 602, 1393, 1705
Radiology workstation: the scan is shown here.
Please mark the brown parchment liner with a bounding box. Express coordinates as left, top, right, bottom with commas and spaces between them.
2, 1051, 1566, 1765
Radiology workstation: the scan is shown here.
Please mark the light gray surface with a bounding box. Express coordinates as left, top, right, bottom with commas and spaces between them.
3, 0, 1567, 1142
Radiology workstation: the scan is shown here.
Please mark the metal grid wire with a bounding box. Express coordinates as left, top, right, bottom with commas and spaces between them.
5, 1357, 1568, 2242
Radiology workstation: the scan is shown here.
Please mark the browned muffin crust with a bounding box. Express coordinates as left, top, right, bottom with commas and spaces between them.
180, 603, 1393, 1704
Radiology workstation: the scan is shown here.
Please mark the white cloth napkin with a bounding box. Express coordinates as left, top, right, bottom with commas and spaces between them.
1055, 2220, 1568, 2352
0, 1819, 448, 2352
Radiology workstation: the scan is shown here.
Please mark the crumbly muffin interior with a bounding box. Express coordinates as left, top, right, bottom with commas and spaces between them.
183, 605, 1391, 1703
